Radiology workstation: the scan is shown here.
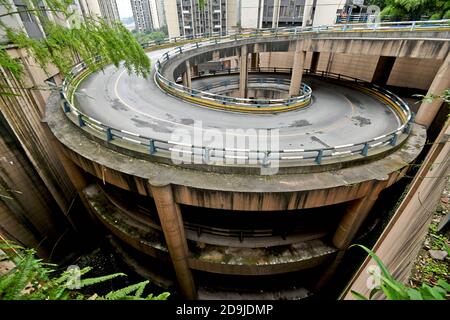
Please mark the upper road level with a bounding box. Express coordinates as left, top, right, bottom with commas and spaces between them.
59, 20, 448, 173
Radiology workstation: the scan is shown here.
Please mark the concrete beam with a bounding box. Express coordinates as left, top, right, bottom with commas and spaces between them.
239, 45, 249, 98
333, 180, 386, 250
150, 184, 197, 299
289, 41, 306, 97
415, 53, 450, 128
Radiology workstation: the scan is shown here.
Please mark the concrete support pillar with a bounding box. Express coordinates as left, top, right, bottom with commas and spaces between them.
239, 45, 249, 98
372, 56, 396, 86
182, 61, 192, 88
415, 53, 450, 129
333, 181, 385, 250
289, 41, 306, 97
310, 51, 320, 74
316, 180, 386, 290
272, 0, 280, 28
150, 184, 197, 300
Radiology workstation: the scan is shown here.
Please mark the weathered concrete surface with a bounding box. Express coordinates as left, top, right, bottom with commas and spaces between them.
343, 120, 450, 300
165, 31, 450, 80
46, 88, 426, 210
75, 50, 403, 156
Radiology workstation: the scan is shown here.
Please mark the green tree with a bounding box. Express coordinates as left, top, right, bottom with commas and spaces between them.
0, 0, 151, 91
380, 0, 450, 20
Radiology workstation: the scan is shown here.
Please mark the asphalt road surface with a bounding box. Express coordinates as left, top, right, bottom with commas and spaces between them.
74, 49, 401, 151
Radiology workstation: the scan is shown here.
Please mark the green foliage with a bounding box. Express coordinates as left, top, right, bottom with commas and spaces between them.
379, 0, 450, 20
198, 0, 206, 9
350, 245, 450, 300
0, 241, 170, 300
133, 30, 167, 45
0, 0, 151, 86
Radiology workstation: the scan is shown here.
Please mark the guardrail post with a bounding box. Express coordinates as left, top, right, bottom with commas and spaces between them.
403, 122, 412, 134
178, 47, 183, 53
77, 114, 85, 127
315, 149, 323, 164
63, 101, 70, 113
149, 139, 156, 154
196, 42, 199, 48
106, 128, 113, 141
390, 134, 398, 146
411, 21, 416, 31
361, 142, 369, 156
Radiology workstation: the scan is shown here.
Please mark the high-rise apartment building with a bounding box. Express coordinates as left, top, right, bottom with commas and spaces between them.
98, 0, 121, 25
77, 0, 102, 20
261, 0, 305, 28
164, 0, 228, 38
131, 0, 158, 32
164, 0, 343, 38
149, 0, 166, 30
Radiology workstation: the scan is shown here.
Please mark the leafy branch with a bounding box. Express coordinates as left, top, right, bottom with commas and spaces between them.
0, 0, 151, 94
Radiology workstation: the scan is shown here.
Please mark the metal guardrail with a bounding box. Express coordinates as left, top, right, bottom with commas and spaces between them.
60, 21, 426, 167
165, 68, 312, 108
153, 19, 449, 110
186, 67, 309, 105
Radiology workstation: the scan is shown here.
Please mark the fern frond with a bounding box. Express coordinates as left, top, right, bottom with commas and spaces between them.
3, 251, 35, 299
105, 280, 149, 300
151, 292, 170, 300
79, 272, 126, 289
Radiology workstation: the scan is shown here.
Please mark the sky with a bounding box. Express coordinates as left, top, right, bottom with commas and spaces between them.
116, 1, 133, 19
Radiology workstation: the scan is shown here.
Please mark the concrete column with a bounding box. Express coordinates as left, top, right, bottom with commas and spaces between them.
415, 53, 450, 129
272, 0, 280, 28
333, 181, 385, 250
289, 41, 306, 97
372, 56, 396, 86
182, 61, 192, 88
239, 45, 249, 98
316, 180, 386, 290
310, 51, 320, 74
150, 184, 197, 300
